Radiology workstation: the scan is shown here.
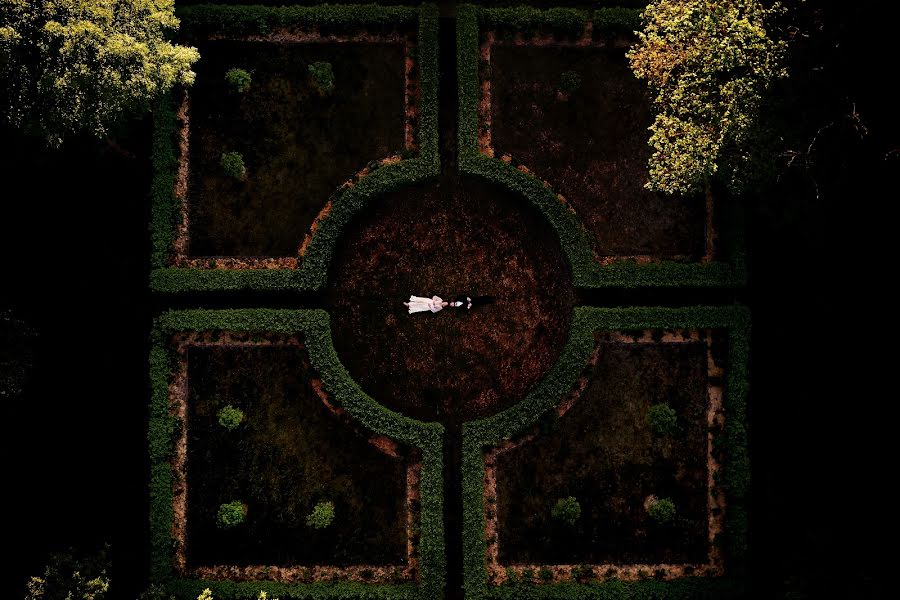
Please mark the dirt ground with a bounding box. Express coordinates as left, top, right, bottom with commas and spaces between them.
327, 176, 575, 423
185, 343, 409, 567
496, 338, 713, 565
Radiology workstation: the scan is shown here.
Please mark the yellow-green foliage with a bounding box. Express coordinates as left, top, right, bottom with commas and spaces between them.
197, 588, 279, 600
0, 0, 199, 146
628, 0, 787, 195
24, 549, 110, 600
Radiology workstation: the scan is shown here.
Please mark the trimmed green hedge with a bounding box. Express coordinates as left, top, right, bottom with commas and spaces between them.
176, 3, 420, 37
150, 4, 440, 293
457, 4, 746, 289
462, 306, 751, 600
150, 309, 445, 599
484, 578, 746, 600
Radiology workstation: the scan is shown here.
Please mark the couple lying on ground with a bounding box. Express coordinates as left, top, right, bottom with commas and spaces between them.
404, 295, 495, 314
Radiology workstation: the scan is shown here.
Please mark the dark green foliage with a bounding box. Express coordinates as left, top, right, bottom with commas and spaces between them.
224, 67, 251, 93
559, 70, 581, 94
551, 496, 581, 526
149, 95, 179, 270
219, 151, 245, 179
306, 500, 335, 529
485, 578, 746, 599
462, 306, 751, 599
477, 6, 590, 37
647, 403, 678, 435
176, 4, 421, 38
308, 61, 335, 96
149, 309, 444, 598
647, 497, 676, 524
170, 580, 417, 600
456, 3, 746, 290
216, 405, 244, 431
137, 584, 176, 600
593, 7, 642, 33
216, 501, 246, 529
539, 567, 554, 582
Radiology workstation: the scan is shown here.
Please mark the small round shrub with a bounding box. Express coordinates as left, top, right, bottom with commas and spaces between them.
216, 501, 246, 529
560, 70, 582, 93
220, 151, 245, 179
648, 497, 676, 524
308, 61, 335, 96
306, 500, 335, 529
217, 405, 244, 430
538, 567, 554, 581
551, 496, 581, 525
648, 403, 678, 435
224, 68, 252, 93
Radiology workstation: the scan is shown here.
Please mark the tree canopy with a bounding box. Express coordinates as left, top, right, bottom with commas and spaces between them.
0, 0, 198, 146
628, 0, 787, 195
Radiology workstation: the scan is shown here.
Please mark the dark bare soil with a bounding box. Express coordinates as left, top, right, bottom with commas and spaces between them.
185, 343, 409, 567
188, 40, 406, 257
490, 44, 707, 258
327, 176, 575, 423
497, 338, 713, 565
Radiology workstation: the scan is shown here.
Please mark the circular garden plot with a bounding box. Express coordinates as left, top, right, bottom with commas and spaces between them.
327, 176, 575, 422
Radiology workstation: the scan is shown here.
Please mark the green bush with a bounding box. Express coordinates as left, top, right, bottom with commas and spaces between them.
538, 567, 554, 582
224, 68, 251, 93
220, 152, 245, 179
24, 547, 110, 600
648, 497, 676, 524
306, 500, 335, 529
138, 584, 176, 600
217, 405, 244, 431
648, 403, 678, 435
551, 496, 581, 525
559, 70, 582, 93
216, 501, 246, 529
308, 61, 335, 96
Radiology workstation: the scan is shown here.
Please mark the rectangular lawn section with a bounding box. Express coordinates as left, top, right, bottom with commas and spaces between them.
488, 44, 707, 259
494, 332, 723, 568
187, 40, 407, 257
182, 340, 410, 570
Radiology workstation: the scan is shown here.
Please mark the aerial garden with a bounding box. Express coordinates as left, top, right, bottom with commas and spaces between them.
1, 1, 893, 600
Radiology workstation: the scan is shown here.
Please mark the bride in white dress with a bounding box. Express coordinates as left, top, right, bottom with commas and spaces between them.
404, 295, 448, 314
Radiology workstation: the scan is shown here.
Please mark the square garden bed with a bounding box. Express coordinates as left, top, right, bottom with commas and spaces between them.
149, 310, 445, 598
457, 6, 745, 288
486, 330, 726, 582
461, 306, 750, 598
150, 4, 439, 293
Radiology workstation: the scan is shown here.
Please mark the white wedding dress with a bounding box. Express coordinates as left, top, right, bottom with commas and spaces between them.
407, 295, 444, 314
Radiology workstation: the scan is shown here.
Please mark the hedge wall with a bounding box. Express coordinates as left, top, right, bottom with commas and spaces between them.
150, 3, 440, 294
457, 4, 746, 289
461, 306, 751, 600
149, 309, 445, 599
